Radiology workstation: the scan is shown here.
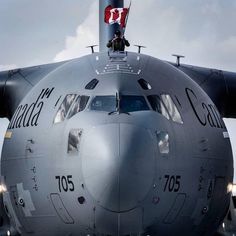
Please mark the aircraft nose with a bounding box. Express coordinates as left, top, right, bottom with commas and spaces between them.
81, 123, 155, 212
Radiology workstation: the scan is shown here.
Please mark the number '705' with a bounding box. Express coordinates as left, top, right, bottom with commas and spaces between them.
55, 175, 75, 192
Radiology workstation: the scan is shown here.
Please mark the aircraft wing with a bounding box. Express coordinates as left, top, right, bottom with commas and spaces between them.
0, 61, 66, 119
168, 62, 236, 119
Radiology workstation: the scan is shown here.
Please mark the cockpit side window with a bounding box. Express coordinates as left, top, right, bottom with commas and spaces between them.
67, 96, 90, 119
147, 95, 170, 120
54, 94, 76, 123
161, 94, 183, 124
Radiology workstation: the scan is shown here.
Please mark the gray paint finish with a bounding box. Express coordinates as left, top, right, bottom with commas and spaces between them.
0, 51, 233, 235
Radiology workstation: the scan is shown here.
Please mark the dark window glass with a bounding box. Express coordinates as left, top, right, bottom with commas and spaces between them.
85, 79, 99, 90
90, 95, 149, 113
138, 79, 152, 90
80, 96, 89, 111
54, 94, 76, 123
147, 95, 170, 119
120, 95, 149, 112
67, 96, 89, 119
90, 96, 116, 112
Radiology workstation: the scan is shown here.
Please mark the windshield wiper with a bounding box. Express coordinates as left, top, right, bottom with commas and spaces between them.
108, 92, 130, 115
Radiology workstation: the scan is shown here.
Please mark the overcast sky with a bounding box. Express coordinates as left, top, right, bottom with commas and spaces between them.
0, 0, 236, 178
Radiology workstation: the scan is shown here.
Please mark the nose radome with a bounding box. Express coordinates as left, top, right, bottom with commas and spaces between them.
81, 123, 155, 212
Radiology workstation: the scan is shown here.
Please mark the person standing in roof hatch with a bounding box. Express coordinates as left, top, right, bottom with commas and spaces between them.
107, 30, 130, 52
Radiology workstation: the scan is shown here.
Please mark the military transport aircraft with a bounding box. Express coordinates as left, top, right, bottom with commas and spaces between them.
0, 0, 236, 235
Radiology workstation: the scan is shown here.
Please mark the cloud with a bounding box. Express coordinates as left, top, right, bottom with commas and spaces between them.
201, 1, 221, 15
0, 64, 17, 71
54, 1, 98, 62
219, 36, 236, 54
123, 0, 236, 71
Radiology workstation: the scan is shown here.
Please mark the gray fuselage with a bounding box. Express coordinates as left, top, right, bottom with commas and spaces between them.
1, 51, 233, 236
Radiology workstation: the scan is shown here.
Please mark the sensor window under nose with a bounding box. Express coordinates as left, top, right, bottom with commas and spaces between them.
68, 129, 83, 153
156, 131, 170, 154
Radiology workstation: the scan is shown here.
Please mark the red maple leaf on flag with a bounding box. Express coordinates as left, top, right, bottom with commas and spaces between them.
104, 5, 129, 28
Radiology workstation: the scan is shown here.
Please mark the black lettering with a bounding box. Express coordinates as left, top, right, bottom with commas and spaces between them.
169, 176, 175, 192
15, 104, 28, 128
208, 104, 221, 128
23, 102, 35, 127
164, 175, 181, 192
164, 175, 169, 192
186, 88, 206, 126
61, 176, 68, 192
41, 87, 54, 99
202, 103, 216, 127
24, 89, 45, 127
67, 175, 75, 191
174, 176, 181, 192
210, 105, 225, 129
9, 87, 54, 129
55, 175, 75, 193
186, 88, 225, 130
9, 105, 22, 129
31, 102, 44, 127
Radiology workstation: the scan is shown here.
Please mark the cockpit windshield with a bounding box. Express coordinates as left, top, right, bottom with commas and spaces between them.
89, 95, 149, 113
90, 96, 116, 112
120, 95, 149, 112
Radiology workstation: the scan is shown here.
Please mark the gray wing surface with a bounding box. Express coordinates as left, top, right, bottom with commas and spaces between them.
168, 62, 236, 119
0, 61, 66, 119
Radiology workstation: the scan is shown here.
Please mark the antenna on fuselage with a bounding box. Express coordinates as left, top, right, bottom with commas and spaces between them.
134, 45, 146, 54
86, 45, 98, 54
172, 54, 185, 66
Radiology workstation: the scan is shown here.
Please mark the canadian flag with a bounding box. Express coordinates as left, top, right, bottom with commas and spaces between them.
104, 5, 129, 28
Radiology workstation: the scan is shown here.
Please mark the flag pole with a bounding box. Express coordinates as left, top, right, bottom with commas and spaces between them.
123, 0, 132, 36
99, 0, 124, 52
